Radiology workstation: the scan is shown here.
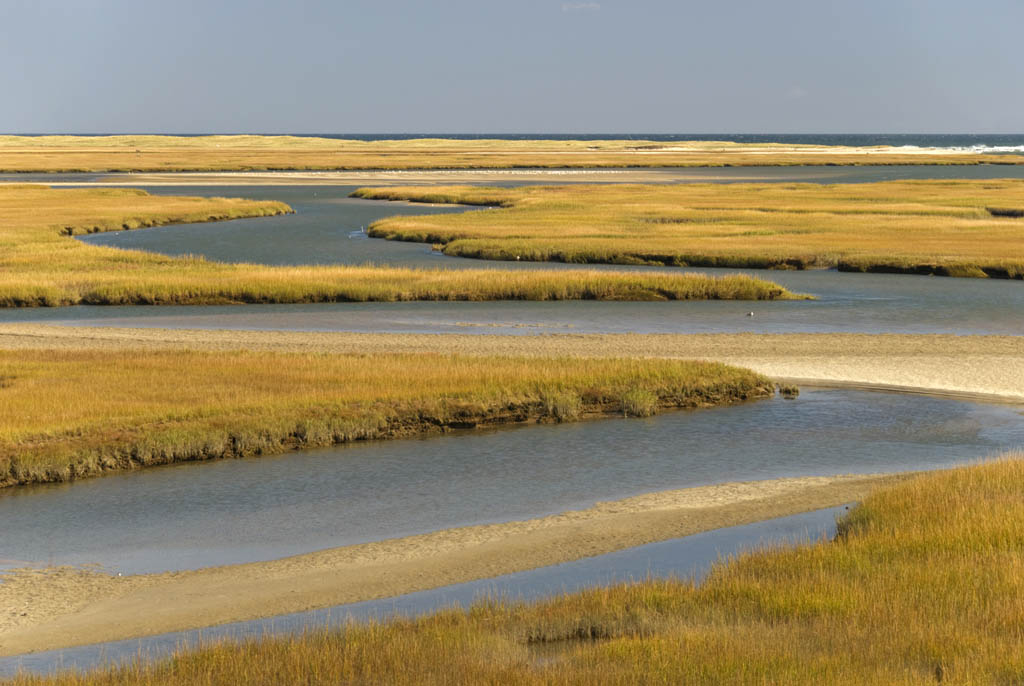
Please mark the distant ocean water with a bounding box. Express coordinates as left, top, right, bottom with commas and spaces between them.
315, 133, 1024, 153
16, 133, 1024, 153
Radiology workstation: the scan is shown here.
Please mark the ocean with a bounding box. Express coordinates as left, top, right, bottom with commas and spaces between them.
309, 133, 1024, 153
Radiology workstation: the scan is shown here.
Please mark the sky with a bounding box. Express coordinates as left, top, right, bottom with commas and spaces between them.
2, 0, 1022, 133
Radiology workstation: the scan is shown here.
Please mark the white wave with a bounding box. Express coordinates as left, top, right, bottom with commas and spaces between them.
945, 145, 1024, 154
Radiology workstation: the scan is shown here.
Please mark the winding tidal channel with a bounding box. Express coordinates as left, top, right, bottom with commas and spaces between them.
1, 166, 1023, 673
4, 169, 1024, 335
4, 387, 1021, 576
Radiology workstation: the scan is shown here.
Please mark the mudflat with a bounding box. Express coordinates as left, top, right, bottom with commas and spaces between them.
0, 472, 905, 656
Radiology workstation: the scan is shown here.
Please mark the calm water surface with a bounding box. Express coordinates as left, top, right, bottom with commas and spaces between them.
3, 276, 1022, 335
0, 506, 843, 676
73, 171, 1024, 270
2, 176, 999, 336
80, 186, 475, 266
2, 389, 1021, 575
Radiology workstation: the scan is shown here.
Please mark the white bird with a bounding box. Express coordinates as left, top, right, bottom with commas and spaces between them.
746, 311, 754, 317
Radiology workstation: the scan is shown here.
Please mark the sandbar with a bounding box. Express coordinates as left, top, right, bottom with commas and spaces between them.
3, 167, 881, 186
0, 472, 905, 657
2, 326, 1022, 402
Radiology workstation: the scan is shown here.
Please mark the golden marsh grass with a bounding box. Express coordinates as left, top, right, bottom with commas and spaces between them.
356, 180, 1024, 277
0, 349, 771, 488
1, 135, 1021, 172
9, 457, 1023, 685
0, 185, 797, 306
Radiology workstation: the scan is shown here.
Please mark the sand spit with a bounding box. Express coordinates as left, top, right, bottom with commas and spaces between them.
0, 472, 907, 657
1, 326, 1022, 401
3, 168, 837, 186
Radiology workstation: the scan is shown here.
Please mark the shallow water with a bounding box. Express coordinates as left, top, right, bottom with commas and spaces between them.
80, 186, 475, 267
4, 271, 1023, 335
0, 177, 997, 336
2, 389, 1021, 575
72, 174, 1024, 274
0, 506, 845, 675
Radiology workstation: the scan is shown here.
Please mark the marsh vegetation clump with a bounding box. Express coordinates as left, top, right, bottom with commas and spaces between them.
356, 180, 1024, 278
619, 387, 659, 417
777, 384, 800, 398
541, 389, 584, 421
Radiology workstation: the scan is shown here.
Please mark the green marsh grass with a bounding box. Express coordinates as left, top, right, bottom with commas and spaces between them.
356, 180, 1024, 278
10, 456, 1023, 684
2, 135, 1022, 172
0, 349, 771, 487
0, 185, 797, 306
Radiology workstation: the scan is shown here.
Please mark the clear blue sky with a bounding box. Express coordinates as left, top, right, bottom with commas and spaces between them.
2, 0, 1022, 133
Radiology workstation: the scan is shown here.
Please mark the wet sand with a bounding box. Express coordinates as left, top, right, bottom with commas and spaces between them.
2, 326, 1022, 401
0, 472, 906, 657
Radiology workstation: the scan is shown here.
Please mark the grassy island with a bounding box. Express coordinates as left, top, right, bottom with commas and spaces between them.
0, 350, 772, 488
1, 135, 1022, 172
0, 185, 798, 306
7, 457, 1021, 684
355, 180, 1024, 278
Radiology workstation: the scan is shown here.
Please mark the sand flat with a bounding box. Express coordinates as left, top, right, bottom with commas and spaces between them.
3, 169, 778, 186
2, 326, 1022, 401
0, 472, 905, 656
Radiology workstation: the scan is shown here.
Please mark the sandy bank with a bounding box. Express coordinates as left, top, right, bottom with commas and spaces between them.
2, 327, 1022, 402
0, 472, 906, 657
8, 169, 784, 186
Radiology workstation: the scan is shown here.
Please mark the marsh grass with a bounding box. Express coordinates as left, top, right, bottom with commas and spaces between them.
356, 180, 1024, 278
619, 388, 658, 417
11, 456, 1023, 685
1, 135, 1021, 172
0, 185, 797, 306
0, 349, 770, 488
778, 383, 800, 398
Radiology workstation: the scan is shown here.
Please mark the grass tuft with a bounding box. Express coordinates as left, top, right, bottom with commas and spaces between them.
619, 388, 659, 417
777, 384, 800, 398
